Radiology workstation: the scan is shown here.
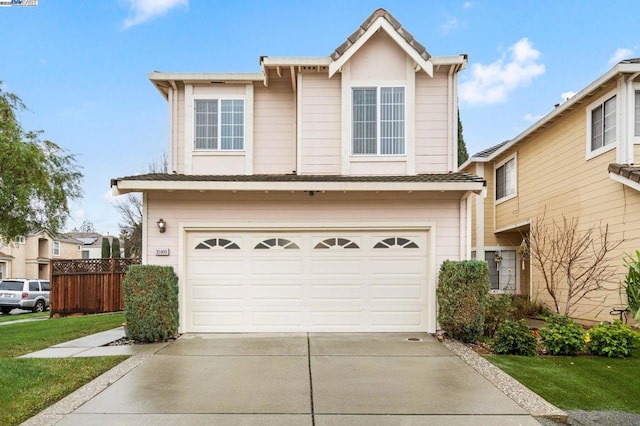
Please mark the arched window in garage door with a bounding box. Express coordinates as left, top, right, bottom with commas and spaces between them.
195, 238, 240, 249
314, 238, 360, 249
373, 237, 419, 249
254, 238, 300, 249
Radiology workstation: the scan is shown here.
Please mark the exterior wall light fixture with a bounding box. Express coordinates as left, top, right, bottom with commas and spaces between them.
157, 218, 166, 233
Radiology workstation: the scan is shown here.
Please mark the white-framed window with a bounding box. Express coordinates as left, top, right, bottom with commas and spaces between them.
52, 241, 60, 257
82, 250, 90, 259
495, 156, 517, 203
16, 236, 25, 244
485, 250, 516, 291
194, 99, 244, 151
586, 93, 617, 157
0, 262, 3, 279
352, 86, 405, 155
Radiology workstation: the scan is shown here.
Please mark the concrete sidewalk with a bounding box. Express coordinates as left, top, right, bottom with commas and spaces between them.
22, 332, 558, 425
19, 327, 169, 358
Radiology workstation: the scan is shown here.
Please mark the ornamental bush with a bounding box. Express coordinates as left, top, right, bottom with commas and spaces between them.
587, 321, 636, 358
123, 265, 179, 343
492, 319, 538, 356
539, 315, 585, 355
437, 260, 489, 343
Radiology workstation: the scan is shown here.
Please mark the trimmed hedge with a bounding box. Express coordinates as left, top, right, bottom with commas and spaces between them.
437, 260, 489, 342
123, 265, 179, 343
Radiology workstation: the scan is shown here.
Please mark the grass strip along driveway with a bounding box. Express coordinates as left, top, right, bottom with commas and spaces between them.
0, 313, 127, 426
487, 350, 640, 413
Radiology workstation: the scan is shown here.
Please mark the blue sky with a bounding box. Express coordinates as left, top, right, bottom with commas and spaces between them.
1, 0, 639, 235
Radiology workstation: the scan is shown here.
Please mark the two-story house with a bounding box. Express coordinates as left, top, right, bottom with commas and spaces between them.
462, 59, 640, 323
0, 230, 82, 280
111, 9, 485, 333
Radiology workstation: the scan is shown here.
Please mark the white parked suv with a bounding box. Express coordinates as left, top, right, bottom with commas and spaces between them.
0, 279, 50, 314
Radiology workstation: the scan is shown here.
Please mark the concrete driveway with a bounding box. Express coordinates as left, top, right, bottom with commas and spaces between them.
45, 332, 541, 425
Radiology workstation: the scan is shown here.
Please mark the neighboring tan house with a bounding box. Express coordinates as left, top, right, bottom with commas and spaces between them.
461, 59, 640, 323
0, 231, 82, 279
111, 9, 485, 333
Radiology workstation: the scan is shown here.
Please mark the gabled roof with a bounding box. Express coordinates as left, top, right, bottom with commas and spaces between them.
461, 59, 640, 169
0, 251, 15, 260
111, 173, 486, 195
468, 141, 510, 162
328, 8, 433, 78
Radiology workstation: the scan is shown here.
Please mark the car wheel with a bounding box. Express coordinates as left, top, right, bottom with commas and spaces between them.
1, 307, 11, 314
32, 300, 45, 313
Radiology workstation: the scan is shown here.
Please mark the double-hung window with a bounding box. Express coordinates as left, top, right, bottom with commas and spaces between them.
352, 86, 405, 155
52, 241, 60, 257
194, 99, 244, 150
495, 157, 516, 202
590, 95, 616, 152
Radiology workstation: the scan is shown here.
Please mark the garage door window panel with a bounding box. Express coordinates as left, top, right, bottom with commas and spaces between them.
254, 238, 299, 249
314, 238, 360, 249
374, 237, 419, 249
195, 238, 240, 250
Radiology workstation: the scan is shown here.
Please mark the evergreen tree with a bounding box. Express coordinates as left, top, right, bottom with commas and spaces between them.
111, 237, 121, 258
101, 238, 111, 259
457, 109, 469, 166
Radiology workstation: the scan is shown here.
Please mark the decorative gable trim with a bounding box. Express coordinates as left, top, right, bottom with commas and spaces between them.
329, 9, 433, 78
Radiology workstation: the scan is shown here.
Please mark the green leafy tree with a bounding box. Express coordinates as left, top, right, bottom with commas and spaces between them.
0, 84, 82, 242
101, 238, 111, 259
111, 237, 121, 259
457, 108, 469, 166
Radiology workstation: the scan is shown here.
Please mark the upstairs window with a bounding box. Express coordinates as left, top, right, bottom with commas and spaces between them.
590, 95, 616, 152
352, 87, 405, 155
194, 99, 244, 150
52, 241, 60, 257
495, 157, 516, 202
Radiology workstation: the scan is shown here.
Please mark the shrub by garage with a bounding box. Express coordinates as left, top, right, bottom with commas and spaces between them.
123, 265, 179, 342
437, 260, 489, 342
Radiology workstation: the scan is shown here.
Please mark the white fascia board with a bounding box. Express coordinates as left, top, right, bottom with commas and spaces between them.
261, 56, 332, 67
148, 72, 264, 85
610, 172, 640, 192
431, 55, 467, 70
112, 179, 485, 194
329, 18, 432, 78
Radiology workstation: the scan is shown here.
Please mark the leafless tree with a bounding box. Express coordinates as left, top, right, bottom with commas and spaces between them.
526, 214, 624, 316
116, 153, 167, 258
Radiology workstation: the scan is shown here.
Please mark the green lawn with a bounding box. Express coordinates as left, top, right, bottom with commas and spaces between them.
0, 313, 128, 426
487, 351, 640, 413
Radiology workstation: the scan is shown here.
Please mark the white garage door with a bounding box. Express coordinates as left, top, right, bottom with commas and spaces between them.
186, 230, 429, 332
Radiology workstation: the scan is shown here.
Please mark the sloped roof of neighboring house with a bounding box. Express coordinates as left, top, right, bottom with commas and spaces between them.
467, 141, 510, 161
112, 173, 486, 195
459, 59, 640, 170
609, 163, 640, 191
0, 251, 15, 260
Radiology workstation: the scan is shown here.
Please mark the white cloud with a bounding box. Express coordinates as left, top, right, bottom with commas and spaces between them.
608, 48, 633, 67
463, 2, 474, 9
523, 113, 543, 123
561, 91, 577, 102
74, 209, 86, 220
123, 0, 188, 29
440, 18, 459, 35
459, 38, 546, 106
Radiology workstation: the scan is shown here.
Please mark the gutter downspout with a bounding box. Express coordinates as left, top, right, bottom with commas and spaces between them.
626, 72, 640, 165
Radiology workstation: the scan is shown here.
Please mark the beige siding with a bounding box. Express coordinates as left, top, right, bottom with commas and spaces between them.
300, 74, 341, 174
145, 191, 464, 271
415, 72, 450, 173
483, 89, 640, 322
174, 88, 185, 174
349, 31, 407, 81
254, 78, 296, 174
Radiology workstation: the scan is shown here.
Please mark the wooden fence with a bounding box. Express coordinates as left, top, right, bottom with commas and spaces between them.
50, 258, 140, 315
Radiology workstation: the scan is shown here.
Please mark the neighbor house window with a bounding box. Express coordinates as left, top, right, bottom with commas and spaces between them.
16, 236, 25, 244
82, 250, 90, 259
194, 99, 244, 150
495, 157, 516, 201
485, 250, 516, 291
352, 87, 405, 155
52, 241, 60, 256
590, 95, 616, 151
